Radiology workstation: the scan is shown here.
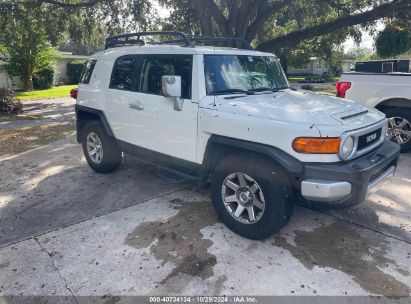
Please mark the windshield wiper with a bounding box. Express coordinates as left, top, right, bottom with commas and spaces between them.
247, 87, 274, 92
248, 86, 289, 93
212, 89, 255, 95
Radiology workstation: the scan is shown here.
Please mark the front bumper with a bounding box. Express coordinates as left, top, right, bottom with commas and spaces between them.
298, 140, 400, 208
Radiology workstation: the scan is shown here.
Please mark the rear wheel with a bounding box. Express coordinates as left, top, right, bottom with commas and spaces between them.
383, 107, 411, 153
81, 121, 122, 173
210, 153, 293, 240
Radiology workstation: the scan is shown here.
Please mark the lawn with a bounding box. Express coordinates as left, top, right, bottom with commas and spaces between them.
15, 85, 77, 101
288, 76, 340, 83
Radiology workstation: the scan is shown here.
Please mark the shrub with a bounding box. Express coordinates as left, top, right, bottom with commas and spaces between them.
301, 84, 314, 90
33, 67, 55, 90
67, 60, 85, 85
0, 88, 23, 114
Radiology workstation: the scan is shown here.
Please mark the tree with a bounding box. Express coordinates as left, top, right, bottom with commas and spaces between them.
4, 0, 411, 56
344, 47, 375, 62
376, 26, 411, 57
187, 0, 411, 51
0, 3, 60, 90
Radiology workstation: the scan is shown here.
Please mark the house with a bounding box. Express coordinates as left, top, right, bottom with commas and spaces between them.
287, 57, 329, 75
287, 58, 355, 75
0, 52, 88, 90
54, 52, 88, 84
0, 54, 23, 90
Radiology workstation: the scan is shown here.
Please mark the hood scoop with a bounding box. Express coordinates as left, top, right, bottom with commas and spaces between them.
340, 110, 369, 120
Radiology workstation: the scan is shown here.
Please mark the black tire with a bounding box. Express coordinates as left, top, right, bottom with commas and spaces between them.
210, 153, 293, 240
81, 121, 122, 173
382, 107, 411, 153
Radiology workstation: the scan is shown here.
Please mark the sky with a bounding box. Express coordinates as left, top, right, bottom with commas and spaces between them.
343, 22, 385, 51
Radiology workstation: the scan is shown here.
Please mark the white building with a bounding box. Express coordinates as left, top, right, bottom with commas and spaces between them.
287, 58, 329, 75
0, 52, 88, 90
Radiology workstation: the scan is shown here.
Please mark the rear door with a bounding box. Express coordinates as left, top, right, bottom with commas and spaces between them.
127, 54, 198, 162
105, 55, 139, 143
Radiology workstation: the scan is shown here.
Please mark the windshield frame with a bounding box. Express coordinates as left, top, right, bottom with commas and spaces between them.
203, 54, 289, 96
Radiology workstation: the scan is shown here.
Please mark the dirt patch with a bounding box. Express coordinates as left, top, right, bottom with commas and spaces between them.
125, 198, 218, 284
274, 221, 410, 297
0, 114, 43, 122
0, 124, 74, 158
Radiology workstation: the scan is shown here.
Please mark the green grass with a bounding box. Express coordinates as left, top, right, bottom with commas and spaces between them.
288, 76, 340, 83
15, 85, 77, 101
288, 77, 305, 83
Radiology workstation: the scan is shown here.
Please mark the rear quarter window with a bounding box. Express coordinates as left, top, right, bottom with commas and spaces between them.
109, 56, 137, 91
80, 60, 97, 84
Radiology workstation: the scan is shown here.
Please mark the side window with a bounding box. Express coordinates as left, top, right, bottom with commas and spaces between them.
138, 55, 192, 99
110, 56, 137, 90
80, 60, 97, 84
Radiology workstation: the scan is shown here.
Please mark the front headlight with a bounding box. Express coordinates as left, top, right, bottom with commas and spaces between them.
340, 136, 355, 159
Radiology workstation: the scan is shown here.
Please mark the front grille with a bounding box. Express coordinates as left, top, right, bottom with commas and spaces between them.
369, 162, 393, 184
357, 127, 382, 151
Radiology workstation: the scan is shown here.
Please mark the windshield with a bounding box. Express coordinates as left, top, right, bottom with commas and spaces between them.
204, 55, 288, 95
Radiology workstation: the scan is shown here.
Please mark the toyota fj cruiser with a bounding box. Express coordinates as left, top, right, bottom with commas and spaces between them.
74, 32, 400, 239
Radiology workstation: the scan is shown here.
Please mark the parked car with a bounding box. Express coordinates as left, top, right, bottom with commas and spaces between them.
337, 68, 411, 152
74, 32, 400, 239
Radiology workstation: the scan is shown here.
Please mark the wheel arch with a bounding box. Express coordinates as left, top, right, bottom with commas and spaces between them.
75, 105, 114, 143
199, 135, 303, 188
376, 98, 411, 111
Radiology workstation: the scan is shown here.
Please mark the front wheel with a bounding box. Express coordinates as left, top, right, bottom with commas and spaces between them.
81, 121, 122, 173
210, 153, 293, 240
383, 107, 411, 153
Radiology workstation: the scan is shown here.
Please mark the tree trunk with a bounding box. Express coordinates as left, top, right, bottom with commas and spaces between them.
23, 63, 34, 91
23, 77, 33, 91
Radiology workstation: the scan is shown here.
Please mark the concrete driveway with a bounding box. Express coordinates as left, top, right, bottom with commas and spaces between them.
0, 136, 410, 300
0, 97, 75, 130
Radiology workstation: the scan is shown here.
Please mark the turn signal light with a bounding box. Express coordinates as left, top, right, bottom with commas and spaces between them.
293, 137, 341, 154
70, 88, 78, 99
336, 81, 351, 98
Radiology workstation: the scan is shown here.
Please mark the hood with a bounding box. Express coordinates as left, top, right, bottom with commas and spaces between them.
200, 89, 384, 127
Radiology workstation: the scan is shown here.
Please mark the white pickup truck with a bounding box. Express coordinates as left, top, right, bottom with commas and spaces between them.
338, 71, 411, 152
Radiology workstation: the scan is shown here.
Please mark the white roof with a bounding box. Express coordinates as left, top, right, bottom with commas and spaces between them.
91, 45, 276, 60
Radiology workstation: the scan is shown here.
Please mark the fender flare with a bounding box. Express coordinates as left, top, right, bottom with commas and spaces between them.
199, 135, 304, 188
376, 98, 411, 109
75, 105, 114, 142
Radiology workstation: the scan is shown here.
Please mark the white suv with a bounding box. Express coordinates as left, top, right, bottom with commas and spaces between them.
74, 32, 400, 239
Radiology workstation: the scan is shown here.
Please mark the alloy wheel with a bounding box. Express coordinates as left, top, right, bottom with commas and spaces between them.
387, 117, 411, 145
86, 132, 104, 164
221, 172, 266, 224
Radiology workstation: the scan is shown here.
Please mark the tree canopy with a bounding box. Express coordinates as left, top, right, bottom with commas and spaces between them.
19, 0, 410, 50
1, 0, 411, 90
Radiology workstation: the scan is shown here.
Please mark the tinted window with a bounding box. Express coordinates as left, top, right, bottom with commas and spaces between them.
138, 55, 192, 99
110, 57, 137, 90
80, 60, 97, 84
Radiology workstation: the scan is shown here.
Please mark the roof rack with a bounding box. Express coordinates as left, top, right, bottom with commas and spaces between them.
105, 31, 254, 50
188, 36, 253, 50
105, 31, 190, 49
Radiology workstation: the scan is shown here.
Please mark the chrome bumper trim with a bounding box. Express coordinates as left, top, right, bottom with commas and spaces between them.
301, 180, 352, 202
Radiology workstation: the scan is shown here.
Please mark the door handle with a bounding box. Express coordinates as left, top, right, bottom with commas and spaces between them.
129, 102, 144, 111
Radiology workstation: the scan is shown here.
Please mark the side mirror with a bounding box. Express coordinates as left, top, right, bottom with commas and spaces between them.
162, 75, 182, 98
161, 75, 183, 111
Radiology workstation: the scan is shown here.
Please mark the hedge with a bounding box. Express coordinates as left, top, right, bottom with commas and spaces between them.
67, 60, 86, 85
33, 67, 55, 90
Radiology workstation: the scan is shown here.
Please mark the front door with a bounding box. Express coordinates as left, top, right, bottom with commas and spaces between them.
127, 54, 198, 163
